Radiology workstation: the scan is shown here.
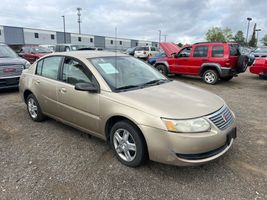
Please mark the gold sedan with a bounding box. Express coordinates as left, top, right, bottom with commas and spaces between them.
19, 51, 236, 167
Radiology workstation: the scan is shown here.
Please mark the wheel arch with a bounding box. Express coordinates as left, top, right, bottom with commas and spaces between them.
154, 61, 170, 72
199, 63, 222, 76
104, 115, 149, 158
23, 89, 33, 103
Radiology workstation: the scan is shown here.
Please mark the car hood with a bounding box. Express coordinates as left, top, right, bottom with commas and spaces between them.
160, 42, 181, 57
0, 57, 27, 66
111, 81, 225, 119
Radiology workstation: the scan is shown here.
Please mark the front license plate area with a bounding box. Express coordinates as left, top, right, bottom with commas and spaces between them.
226, 128, 237, 145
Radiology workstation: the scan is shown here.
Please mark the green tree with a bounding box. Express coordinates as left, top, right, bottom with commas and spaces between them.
206, 27, 233, 42
248, 23, 257, 47
223, 27, 233, 42
234, 30, 245, 45
206, 27, 226, 42
261, 34, 267, 46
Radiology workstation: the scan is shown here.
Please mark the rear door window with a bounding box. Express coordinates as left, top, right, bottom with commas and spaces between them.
37, 56, 62, 80
212, 46, 224, 57
150, 47, 156, 51
193, 46, 208, 57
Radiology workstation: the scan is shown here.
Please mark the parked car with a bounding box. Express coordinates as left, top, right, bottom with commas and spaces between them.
39, 45, 56, 52
155, 42, 250, 84
0, 43, 30, 89
19, 46, 52, 63
239, 46, 255, 66
55, 44, 93, 52
20, 51, 236, 167
125, 47, 136, 56
251, 47, 267, 58
147, 52, 167, 65
250, 58, 267, 78
134, 46, 159, 59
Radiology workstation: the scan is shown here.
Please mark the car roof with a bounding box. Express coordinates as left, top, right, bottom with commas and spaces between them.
51, 50, 128, 59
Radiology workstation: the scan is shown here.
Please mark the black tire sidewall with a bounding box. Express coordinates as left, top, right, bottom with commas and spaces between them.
26, 94, 45, 122
202, 70, 218, 84
156, 64, 168, 76
110, 120, 147, 167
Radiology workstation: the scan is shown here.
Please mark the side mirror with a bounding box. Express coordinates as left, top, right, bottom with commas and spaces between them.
75, 82, 99, 93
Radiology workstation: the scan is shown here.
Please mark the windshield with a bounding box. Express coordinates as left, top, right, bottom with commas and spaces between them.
33, 47, 52, 53
90, 56, 168, 91
254, 48, 267, 53
0, 45, 18, 58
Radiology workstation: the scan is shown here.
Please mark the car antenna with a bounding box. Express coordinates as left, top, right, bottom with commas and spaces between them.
115, 26, 118, 88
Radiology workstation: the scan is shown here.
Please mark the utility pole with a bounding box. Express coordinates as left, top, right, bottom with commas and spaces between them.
77, 8, 82, 34
246, 17, 252, 45
61, 15, 66, 43
255, 29, 262, 46
162, 34, 168, 42
158, 30, 161, 46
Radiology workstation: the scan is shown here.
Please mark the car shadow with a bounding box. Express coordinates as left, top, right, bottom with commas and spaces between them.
0, 88, 19, 95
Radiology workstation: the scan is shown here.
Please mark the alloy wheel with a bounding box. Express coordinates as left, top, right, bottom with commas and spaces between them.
28, 98, 38, 119
113, 128, 137, 162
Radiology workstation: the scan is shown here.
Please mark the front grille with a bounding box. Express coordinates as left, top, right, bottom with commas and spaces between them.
208, 106, 234, 130
0, 65, 24, 78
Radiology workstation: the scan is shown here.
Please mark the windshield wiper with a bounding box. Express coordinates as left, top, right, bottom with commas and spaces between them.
115, 85, 141, 91
142, 79, 168, 86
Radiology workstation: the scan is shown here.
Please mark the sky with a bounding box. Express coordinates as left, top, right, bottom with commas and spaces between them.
0, 0, 266, 44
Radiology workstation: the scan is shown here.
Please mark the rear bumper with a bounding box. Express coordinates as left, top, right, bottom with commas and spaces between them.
220, 67, 238, 77
0, 76, 20, 89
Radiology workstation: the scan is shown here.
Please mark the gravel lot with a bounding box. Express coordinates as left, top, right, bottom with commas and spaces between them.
0, 71, 266, 200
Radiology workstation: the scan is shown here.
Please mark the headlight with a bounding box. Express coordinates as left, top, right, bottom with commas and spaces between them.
25, 61, 31, 69
162, 118, 211, 133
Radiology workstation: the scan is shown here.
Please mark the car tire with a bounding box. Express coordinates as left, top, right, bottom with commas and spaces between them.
26, 94, 46, 122
156, 64, 168, 76
220, 76, 233, 81
110, 120, 147, 167
236, 55, 249, 73
202, 69, 219, 84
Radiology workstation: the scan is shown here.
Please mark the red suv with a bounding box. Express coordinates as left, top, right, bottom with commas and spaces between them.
155, 42, 249, 84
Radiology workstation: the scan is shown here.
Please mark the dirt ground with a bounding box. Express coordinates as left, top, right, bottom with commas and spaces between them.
0, 71, 266, 200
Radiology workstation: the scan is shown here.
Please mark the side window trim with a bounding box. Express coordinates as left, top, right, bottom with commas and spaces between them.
59, 56, 100, 89
35, 56, 64, 81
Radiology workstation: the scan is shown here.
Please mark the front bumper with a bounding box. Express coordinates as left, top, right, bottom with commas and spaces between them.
139, 122, 236, 166
0, 76, 20, 90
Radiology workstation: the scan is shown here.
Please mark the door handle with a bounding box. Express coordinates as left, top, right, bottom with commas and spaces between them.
202, 58, 208, 61
59, 88, 67, 93
34, 79, 40, 84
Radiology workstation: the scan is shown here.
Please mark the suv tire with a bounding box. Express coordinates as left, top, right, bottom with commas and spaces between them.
26, 94, 46, 122
202, 69, 219, 84
220, 76, 233, 81
110, 120, 147, 167
236, 55, 249, 73
156, 64, 168, 76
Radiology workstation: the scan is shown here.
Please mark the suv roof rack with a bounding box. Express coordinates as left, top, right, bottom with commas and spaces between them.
194, 41, 227, 45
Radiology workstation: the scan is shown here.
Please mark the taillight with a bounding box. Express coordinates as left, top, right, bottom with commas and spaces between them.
144, 51, 146, 54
